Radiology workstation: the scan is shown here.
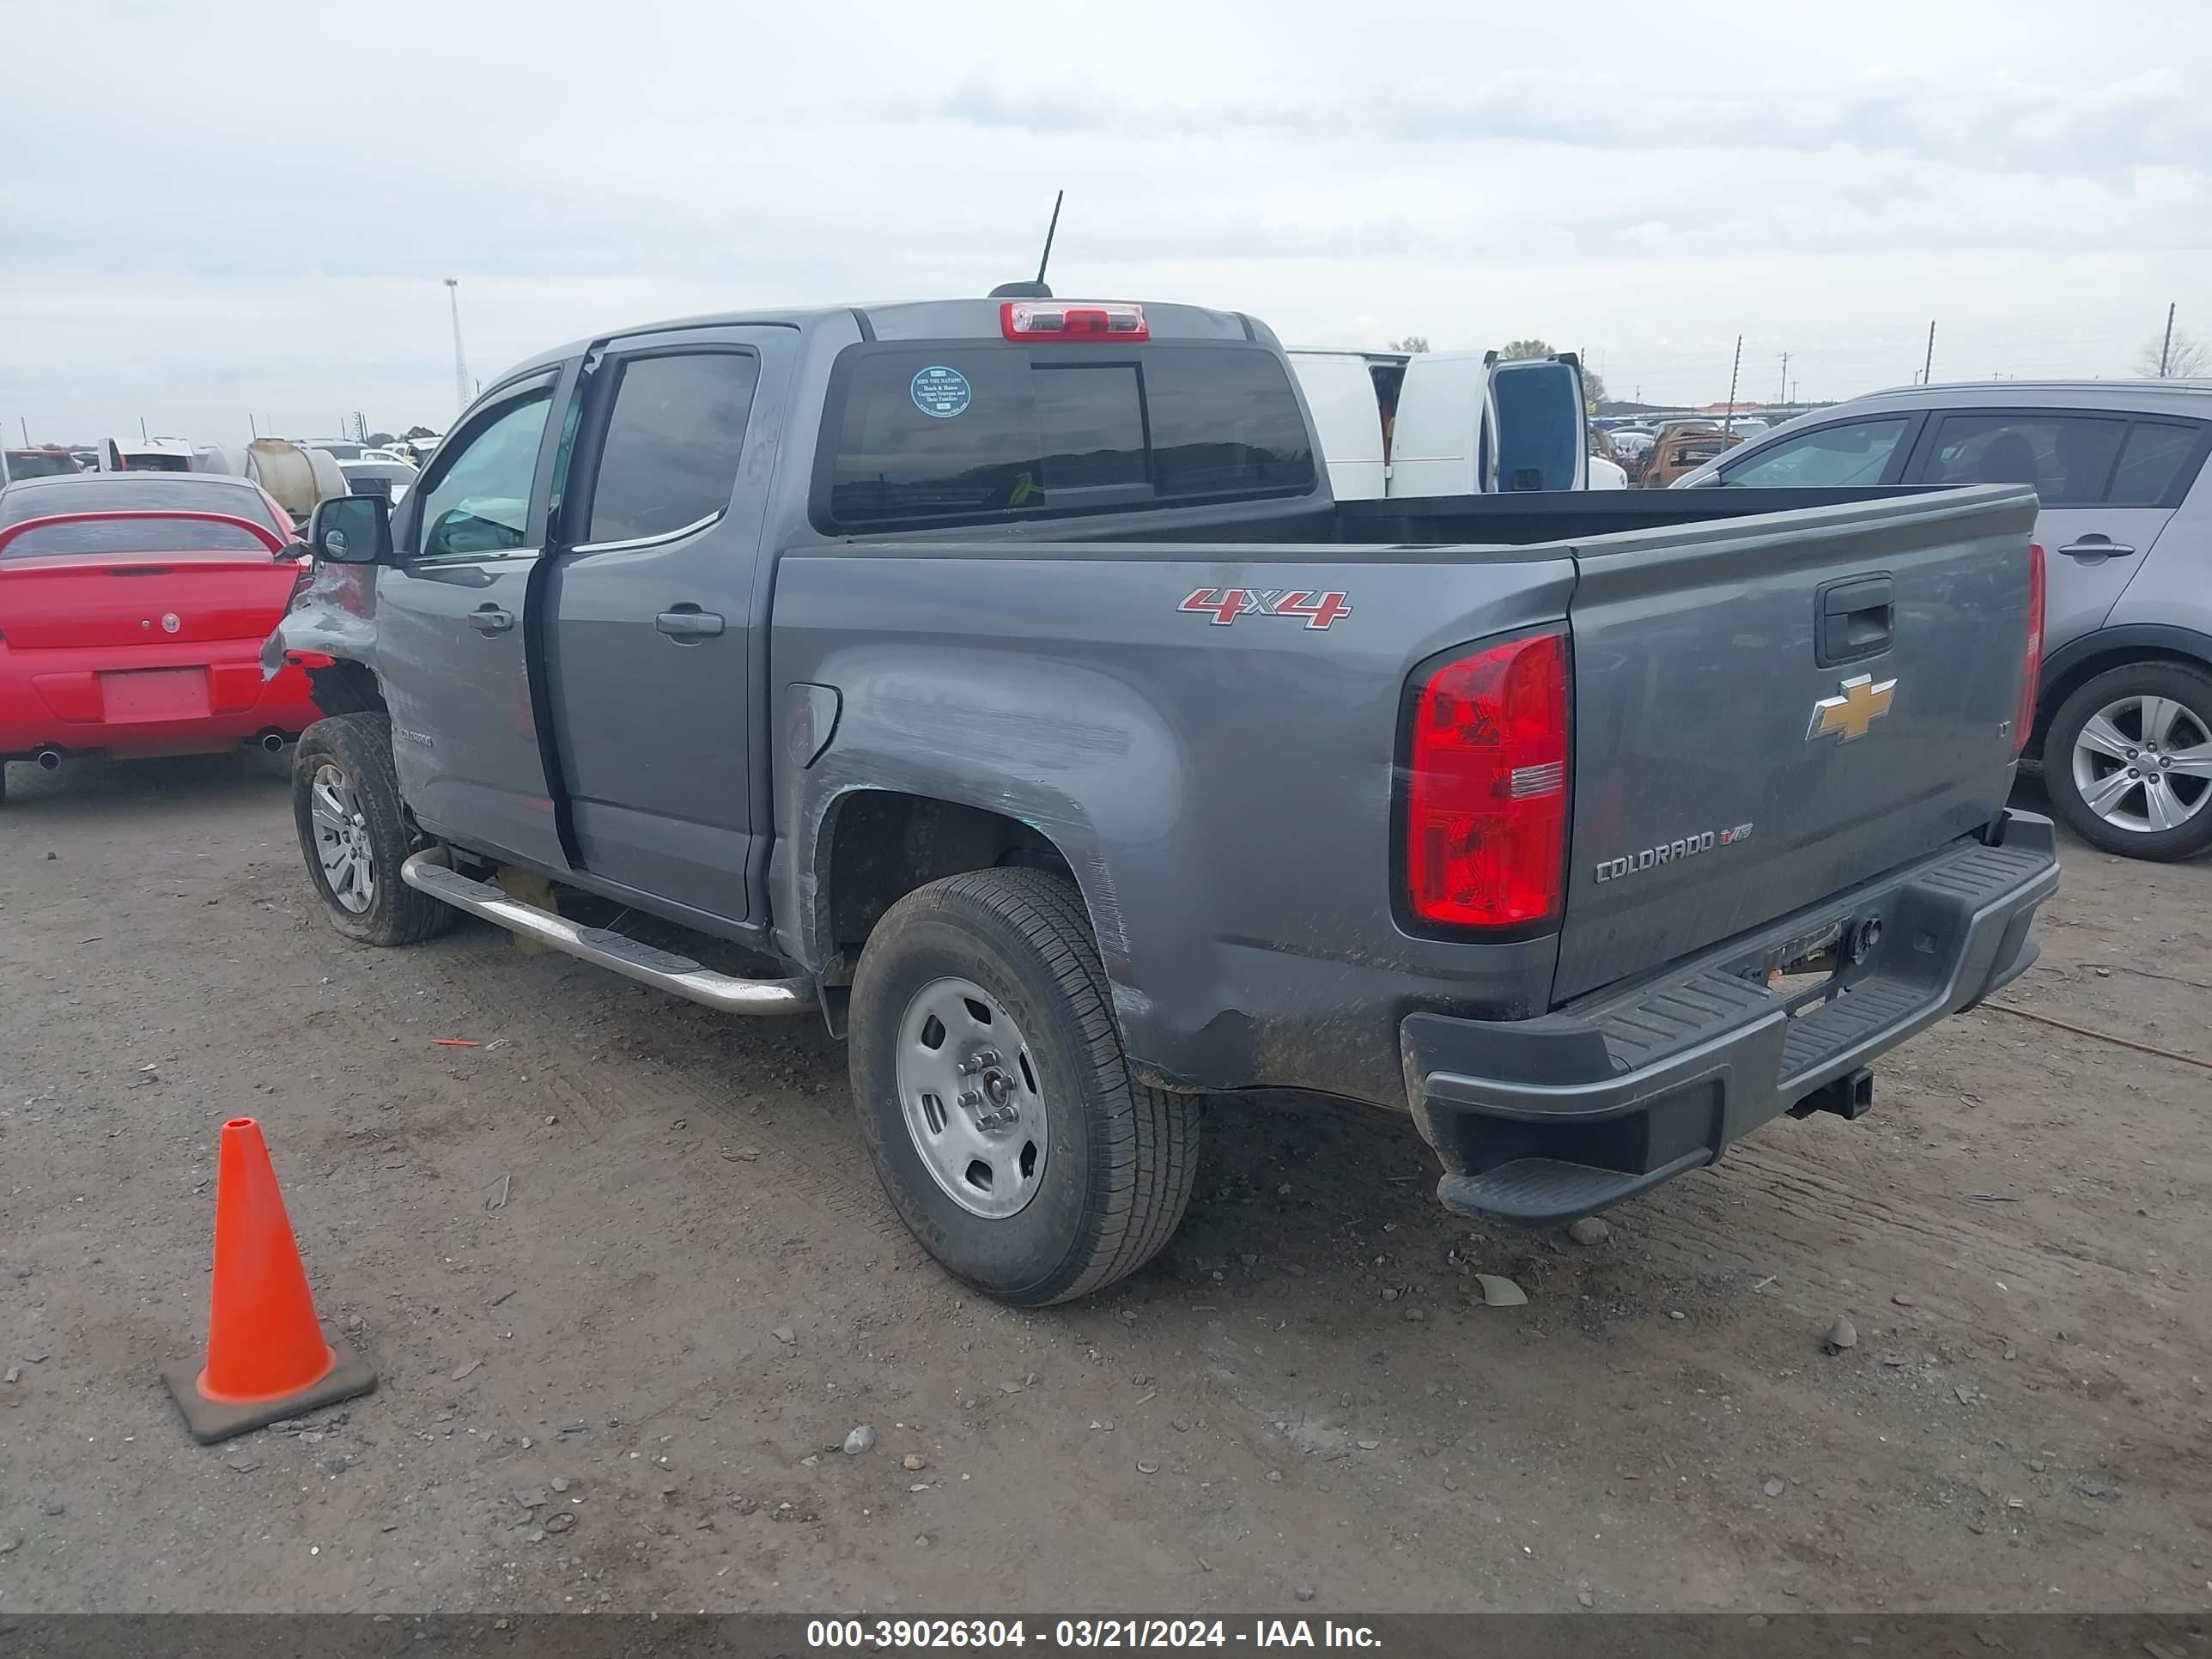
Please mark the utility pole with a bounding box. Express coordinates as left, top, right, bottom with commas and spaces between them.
445, 278, 471, 415
1777, 350, 1790, 408
1723, 336, 1743, 438
1922, 320, 1936, 386
2158, 301, 2176, 377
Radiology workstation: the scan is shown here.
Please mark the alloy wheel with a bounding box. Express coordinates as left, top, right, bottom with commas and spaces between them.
2069, 694, 2212, 836
309, 763, 377, 914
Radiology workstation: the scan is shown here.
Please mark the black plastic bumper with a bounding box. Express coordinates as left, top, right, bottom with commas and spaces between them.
1403, 811, 2060, 1225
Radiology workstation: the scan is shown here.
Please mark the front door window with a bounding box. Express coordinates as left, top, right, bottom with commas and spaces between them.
415, 391, 553, 559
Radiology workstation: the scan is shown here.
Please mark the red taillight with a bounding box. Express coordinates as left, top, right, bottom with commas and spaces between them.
2016, 541, 2045, 755
1000, 300, 1148, 343
1404, 630, 1570, 930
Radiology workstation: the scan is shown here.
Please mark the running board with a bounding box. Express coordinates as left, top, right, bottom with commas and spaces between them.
399, 850, 817, 1016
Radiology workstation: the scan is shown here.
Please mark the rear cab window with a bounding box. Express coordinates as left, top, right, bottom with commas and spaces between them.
814, 343, 1316, 532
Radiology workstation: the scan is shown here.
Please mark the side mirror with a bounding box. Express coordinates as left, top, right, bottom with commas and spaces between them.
310, 494, 392, 564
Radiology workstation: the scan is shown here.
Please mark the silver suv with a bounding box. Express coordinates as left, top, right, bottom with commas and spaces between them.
1674, 381, 2212, 860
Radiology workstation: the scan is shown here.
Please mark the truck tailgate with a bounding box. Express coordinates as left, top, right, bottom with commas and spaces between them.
1554, 485, 2039, 1003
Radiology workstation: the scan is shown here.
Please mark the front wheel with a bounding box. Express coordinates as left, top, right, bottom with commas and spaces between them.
292, 712, 454, 945
2044, 661, 2212, 860
848, 867, 1200, 1306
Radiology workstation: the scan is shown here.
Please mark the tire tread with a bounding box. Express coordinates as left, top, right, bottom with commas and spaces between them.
865, 866, 1199, 1304
294, 712, 454, 945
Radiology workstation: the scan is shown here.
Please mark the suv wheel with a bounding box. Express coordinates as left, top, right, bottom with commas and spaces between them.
2044, 661, 2212, 860
848, 867, 1200, 1305
292, 712, 455, 945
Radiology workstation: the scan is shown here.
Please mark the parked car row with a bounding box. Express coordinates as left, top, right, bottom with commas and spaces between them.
3, 435, 425, 507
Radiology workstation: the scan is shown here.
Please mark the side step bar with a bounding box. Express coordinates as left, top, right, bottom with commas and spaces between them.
399, 850, 817, 1016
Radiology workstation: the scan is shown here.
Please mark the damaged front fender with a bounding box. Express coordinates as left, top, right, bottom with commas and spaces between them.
262, 560, 383, 693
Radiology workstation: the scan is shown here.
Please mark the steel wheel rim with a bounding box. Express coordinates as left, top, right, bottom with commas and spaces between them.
2071, 693, 2212, 835
309, 763, 376, 914
893, 975, 1048, 1220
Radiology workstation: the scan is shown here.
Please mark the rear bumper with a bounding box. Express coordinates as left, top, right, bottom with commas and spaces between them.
1402, 811, 2059, 1224
0, 648, 325, 758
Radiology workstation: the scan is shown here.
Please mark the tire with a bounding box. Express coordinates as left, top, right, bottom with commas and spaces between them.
2043, 661, 2212, 861
292, 712, 454, 945
848, 867, 1200, 1306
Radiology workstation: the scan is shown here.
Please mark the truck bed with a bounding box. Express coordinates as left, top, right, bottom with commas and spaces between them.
1054, 484, 1948, 550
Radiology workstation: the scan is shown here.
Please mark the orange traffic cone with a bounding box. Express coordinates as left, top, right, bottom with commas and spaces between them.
163, 1117, 376, 1443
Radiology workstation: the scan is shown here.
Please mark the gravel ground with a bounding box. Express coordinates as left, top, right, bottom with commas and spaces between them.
1, 754, 2206, 1613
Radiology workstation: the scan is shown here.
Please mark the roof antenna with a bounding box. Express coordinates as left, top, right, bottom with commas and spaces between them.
989, 190, 1062, 300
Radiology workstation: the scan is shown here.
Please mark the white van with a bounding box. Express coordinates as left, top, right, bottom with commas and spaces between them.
1290, 348, 1623, 499
1285, 350, 1406, 501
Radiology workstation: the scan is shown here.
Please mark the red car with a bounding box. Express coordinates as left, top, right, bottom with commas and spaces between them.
0, 473, 328, 800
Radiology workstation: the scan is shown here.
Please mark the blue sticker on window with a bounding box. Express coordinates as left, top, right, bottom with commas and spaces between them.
911, 365, 971, 420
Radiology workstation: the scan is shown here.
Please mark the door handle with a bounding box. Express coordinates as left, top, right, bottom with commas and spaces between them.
1818, 574, 1893, 664
469, 605, 514, 635
656, 605, 725, 641
2056, 536, 2136, 560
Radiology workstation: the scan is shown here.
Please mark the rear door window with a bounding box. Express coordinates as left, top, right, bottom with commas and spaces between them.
2106, 421, 2206, 507
581, 350, 761, 543
1717, 418, 1911, 487
1916, 413, 2125, 504
819, 345, 1315, 531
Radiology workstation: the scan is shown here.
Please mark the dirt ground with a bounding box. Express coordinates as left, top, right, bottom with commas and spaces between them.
1, 753, 2206, 1615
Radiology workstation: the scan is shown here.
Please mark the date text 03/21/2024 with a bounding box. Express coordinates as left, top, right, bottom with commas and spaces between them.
805, 1620, 1383, 1650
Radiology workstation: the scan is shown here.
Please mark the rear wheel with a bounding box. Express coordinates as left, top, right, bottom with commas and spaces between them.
292, 713, 453, 945
2045, 662, 2212, 861
848, 867, 1200, 1306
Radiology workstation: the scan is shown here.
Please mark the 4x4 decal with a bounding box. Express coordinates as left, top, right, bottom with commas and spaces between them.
1178, 587, 1353, 629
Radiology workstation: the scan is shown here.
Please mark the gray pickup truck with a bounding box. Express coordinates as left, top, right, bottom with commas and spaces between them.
271, 295, 2057, 1304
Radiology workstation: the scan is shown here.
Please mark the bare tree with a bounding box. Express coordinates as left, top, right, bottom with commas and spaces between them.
2137, 328, 2209, 379
1498, 337, 1609, 405
1388, 336, 1430, 354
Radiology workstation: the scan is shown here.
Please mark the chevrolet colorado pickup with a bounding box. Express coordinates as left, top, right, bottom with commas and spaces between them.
270, 295, 2058, 1305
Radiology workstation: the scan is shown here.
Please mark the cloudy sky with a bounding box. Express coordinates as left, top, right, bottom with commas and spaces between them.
6, 0, 2207, 443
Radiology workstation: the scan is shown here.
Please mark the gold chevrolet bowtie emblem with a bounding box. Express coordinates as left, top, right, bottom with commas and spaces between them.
1808, 674, 1897, 743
